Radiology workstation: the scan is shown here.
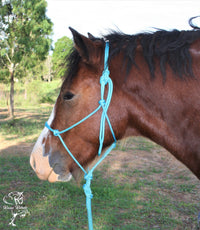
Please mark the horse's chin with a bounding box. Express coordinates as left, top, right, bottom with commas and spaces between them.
57, 173, 72, 182
47, 171, 72, 183
33, 166, 73, 183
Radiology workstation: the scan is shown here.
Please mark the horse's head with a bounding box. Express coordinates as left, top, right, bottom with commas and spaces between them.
30, 28, 128, 183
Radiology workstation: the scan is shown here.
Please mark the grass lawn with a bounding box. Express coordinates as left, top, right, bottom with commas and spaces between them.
0, 106, 200, 230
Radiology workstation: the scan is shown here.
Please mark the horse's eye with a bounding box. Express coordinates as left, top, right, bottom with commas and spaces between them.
63, 92, 74, 100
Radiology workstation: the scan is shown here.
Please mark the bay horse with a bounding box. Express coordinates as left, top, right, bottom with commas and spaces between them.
30, 20, 200, 185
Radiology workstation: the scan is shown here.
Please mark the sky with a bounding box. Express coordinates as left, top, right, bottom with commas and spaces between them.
46, 0, 200, 44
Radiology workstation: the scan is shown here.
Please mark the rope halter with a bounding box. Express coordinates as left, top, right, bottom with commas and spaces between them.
45, 41, 116, 230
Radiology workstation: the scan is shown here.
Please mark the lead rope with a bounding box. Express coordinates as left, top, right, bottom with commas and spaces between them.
45, 41, 116, 230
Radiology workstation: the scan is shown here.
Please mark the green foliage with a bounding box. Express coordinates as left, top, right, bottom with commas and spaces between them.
27, 80, 60, 104
0, 79, 60, 108
52, 36, 73, 78
0, 0, 53, 116
0, 0, 53, 73
0, 68, 9, 83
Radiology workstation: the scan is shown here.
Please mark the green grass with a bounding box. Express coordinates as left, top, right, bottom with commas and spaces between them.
0, 155, 199, 229
0, 107, 52, 143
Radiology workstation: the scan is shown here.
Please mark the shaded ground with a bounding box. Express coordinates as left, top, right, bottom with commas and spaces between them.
0, 106, 51, 156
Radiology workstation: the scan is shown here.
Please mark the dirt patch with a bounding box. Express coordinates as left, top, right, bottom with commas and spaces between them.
0, 138, 34, 156
0, 107, 51, 156
101, 148, 199, 182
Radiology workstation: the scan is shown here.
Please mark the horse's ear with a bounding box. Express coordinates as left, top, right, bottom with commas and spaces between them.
69, 27, 103, 65
88, 32, 96, 40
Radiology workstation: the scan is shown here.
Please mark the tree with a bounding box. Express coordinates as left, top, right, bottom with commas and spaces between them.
52, 36, 73, 79
0, 0, 53, 118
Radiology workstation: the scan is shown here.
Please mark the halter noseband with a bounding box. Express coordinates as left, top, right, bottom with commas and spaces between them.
45, 41, 116, 230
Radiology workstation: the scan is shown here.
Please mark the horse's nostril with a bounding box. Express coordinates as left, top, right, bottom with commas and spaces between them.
30, 155, 36, 170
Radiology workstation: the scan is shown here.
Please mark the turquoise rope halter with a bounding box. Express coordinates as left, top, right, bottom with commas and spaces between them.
45, 41, 116, 230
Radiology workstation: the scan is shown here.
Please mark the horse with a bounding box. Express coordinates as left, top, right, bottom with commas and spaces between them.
30, 20, 200, 185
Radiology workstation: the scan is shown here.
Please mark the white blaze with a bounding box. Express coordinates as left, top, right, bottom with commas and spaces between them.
30, 105, 72, 182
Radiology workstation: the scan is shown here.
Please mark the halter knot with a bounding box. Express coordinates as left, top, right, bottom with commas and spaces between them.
99, 99, 106, 106
84, 171, 93, 181
100, 69, 110, 85
83, 173, 93, 199
83, 184, 93, 199
53, 129, 60, 137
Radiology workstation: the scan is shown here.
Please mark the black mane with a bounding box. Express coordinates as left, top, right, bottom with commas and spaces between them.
106, 29, 200, 79
66, 29, 200, 81
65, 48, 81, 83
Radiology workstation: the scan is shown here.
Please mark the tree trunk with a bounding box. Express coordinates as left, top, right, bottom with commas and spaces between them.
9, 66, 15, 118
6, 92, 10, 115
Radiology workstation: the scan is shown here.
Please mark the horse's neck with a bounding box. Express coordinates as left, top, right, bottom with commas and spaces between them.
121, 66, 200, 179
